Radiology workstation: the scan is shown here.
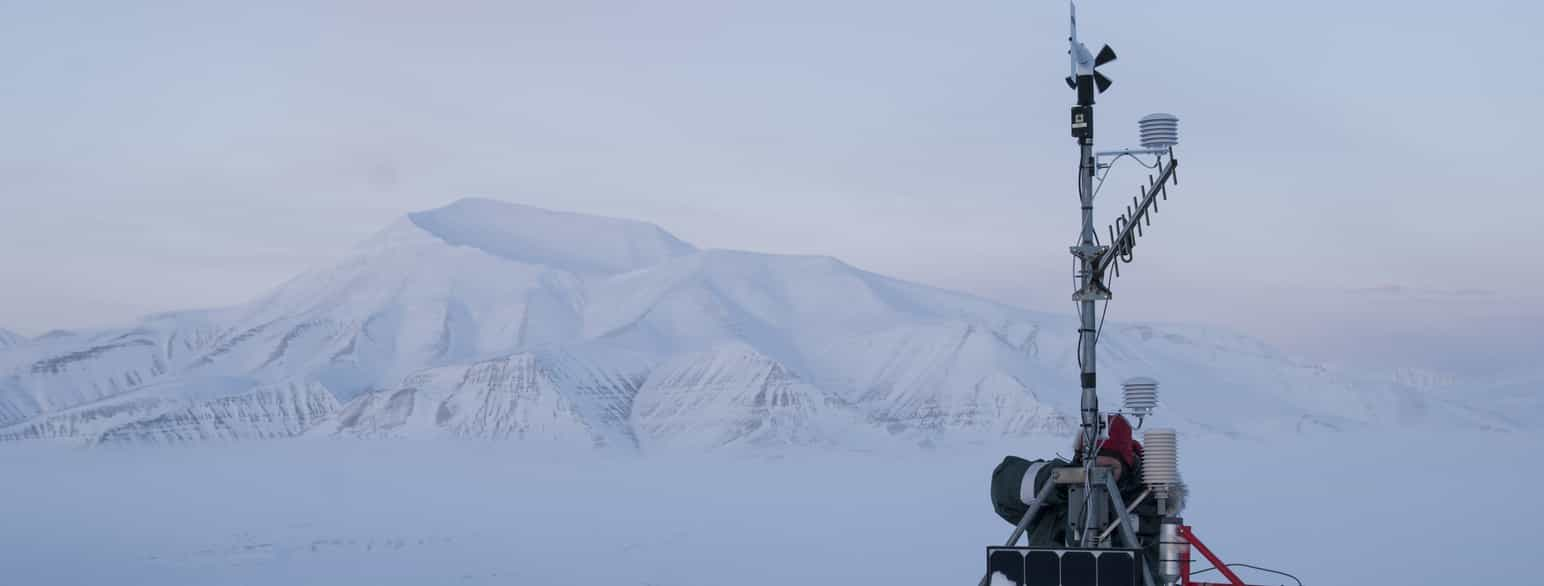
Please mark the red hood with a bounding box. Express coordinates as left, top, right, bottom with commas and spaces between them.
1102, 414, 1143, 468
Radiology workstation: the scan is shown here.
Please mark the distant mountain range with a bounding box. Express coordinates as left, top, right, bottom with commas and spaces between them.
0, 198, 1529, 449
0, 329, 26, 350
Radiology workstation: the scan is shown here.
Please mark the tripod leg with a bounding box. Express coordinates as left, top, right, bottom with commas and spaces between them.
978, 480, 1057, 586
1103, 476, 1156, 586
1004, 480, 1058, 547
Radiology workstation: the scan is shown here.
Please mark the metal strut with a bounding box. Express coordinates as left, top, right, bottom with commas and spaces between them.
977, 480, 1060, 586
1178, 526, 1250, 586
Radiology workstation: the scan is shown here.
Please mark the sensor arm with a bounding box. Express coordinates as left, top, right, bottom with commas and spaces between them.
1096, 147, 1171, 160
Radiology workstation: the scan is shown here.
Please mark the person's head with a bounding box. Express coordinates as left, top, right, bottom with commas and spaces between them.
1072, 415, 1144, 480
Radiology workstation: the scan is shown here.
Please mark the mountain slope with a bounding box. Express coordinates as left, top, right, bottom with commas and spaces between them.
579, 250, 1078, 443
0, 329, 24, 349
0, 313, 226, 426
189, 198, 697, 401
95, 380, 338, 444
631, 342, 871, 451
0, 376, 337, 445
0, 198, 697, 444
326, 346, 652, 447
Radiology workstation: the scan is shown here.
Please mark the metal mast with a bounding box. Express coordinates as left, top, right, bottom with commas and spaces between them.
1064, 2, 1181, 548
979, 5, 1186, 584
1066, 1, 1114, 466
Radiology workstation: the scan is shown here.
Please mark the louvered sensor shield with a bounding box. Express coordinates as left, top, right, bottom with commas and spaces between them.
1121, 377, 1159, 418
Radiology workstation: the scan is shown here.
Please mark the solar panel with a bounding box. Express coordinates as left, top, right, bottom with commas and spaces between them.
984, 547, 1142, 586
1027, 551, 1060, 586
1062, 552, 1096, 585
1097, 550, 1137, 586
989, 550, 1026, 586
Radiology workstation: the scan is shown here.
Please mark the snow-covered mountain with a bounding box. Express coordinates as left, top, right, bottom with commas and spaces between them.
0, 198, 1528, 448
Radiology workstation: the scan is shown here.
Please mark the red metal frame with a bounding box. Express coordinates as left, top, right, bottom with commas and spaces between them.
1178, 525, 1250, 586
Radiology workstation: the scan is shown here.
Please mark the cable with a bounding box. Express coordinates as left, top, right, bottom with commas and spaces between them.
1075, 432, 1109, 545
1076, 327, 1084, 370
1093, 299, 1110, 346
1079, 154, 1167, 347
1072, 153, 1161, 380
1071, 160, 1098, 374
1190, 563, 1304, 586
1079, 152, 1162, 259
1109, 151, 1162, 170
1091, 159, 1114, 202
1093, 153, 1160, 203
1075, 164, 1093, 243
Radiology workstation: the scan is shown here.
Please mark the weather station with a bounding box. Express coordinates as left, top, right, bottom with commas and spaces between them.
977, 4, 1298, 586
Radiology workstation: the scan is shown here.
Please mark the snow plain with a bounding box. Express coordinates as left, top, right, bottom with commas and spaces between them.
1, 431, 1532, 586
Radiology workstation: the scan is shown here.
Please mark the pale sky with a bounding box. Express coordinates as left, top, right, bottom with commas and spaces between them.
2, 1, 1541, 376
